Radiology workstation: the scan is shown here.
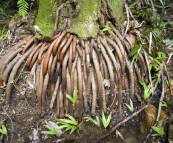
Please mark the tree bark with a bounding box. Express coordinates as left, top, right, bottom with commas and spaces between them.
35, 0, 124, 40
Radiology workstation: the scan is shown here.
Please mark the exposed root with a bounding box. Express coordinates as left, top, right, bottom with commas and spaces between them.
5, 45, 34, 104
99, 38, 115, 108
77, 56, 83, 121
91, 66, 97, 116
0, 14, 149, 120
22, 36, 35, 55
41, 72, 49, 116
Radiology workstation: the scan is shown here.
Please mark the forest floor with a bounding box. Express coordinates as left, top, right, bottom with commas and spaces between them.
0, 1, 173, 143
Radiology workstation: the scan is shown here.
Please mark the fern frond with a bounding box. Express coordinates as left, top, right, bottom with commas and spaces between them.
17, 0, 31, 18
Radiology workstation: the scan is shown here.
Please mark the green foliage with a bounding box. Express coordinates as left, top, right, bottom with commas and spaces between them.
125, 99, 134, 113
0, 25, 10, 39
102, 111, 112, 128
151, 126, 165, 137
56, 114, 78, 134
0, 125, 8, 136
100, 25, 111, 32
140, 79, 153, 100
150, 52, 166, 82
66, 90, 77, 104
160, 100, 168, 107
0, 1, 10, 18
17, 0, 35, 18
83, 116, 100, 127
42, 124, 63, 136
128, 45, 140, 68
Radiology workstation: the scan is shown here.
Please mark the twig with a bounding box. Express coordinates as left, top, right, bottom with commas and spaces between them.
123, 2, 130, 38
92, 105, 148, 143
143, 49, 153, 89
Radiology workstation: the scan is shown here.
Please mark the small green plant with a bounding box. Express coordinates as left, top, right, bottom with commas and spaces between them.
102, 111, 112, 128
0, 124, 8, 136
150, 52, 166, 72
151, 126, 165, 137
42, 121, 63, 136
100, 25, 111, 32
0, 25, 10, 39
160, 100, 168, 107
0, 1, 10, 18
56, 114, 78, 134
66, 90, 77, 104
83, 116, 100, 127
129, 44, 140, 68
17, 0, 35, 18
140, 79, 153, 100
124, 99, 134, 113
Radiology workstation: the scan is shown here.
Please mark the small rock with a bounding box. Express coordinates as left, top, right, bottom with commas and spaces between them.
140, 104, 168, 136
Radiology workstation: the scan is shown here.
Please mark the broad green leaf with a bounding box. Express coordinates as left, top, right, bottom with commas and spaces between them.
151, 126, 164, 136
66, 94, 75, 104
57, 119, 74, 125
100, 25, 111, 32
1, 125, 7, 135
66, 90, 77, 104
102, 111, 112, 128
129, 53, 139, 68
125, 99, 134, 113
83, 116, 100, 127
42, 130, 57, 135
55, 114, 78, 134
129, 45, 140, 57
66, 114, 78, 125
160, 100, 168, 107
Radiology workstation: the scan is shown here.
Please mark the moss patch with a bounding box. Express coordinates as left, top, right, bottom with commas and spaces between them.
35, 0, 56, 38
68, 0, 100, 40
109, 0, 124, 23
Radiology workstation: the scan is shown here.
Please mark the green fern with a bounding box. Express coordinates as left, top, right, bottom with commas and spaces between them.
17, 0, 35, 18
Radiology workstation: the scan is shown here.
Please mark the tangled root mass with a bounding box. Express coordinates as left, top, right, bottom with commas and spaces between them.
0, 20, 148, 121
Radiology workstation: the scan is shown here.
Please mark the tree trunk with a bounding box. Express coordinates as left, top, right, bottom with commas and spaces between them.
35, 0, 124, 39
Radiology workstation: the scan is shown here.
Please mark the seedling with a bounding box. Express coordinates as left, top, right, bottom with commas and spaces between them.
129, 45, 140, 68
83, 116, 100, 127
102, 111, 112, 128
56, 114, 78, 134
116, 129, 124, 140
66, 90, 77, 104
124, 99, 134, 113
150, 52, 166, 72
151, 126, 165, 137
42, 121, 63, 136
160, 100, 168, 107
0, 124, 8, 136
100, 25, 111, 32
140, 79, 153, 100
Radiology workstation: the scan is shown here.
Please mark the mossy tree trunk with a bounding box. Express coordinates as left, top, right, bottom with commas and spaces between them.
35, 0, 124, 39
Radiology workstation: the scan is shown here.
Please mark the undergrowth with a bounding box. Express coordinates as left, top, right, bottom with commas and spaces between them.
17, 0, 35, 17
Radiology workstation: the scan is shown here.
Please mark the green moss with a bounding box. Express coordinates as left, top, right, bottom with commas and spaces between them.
68, 0, 99, 40
109, 0, 124, 23
35, 0, 57, 38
